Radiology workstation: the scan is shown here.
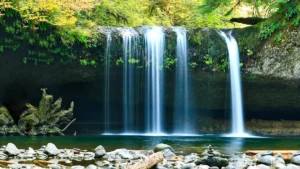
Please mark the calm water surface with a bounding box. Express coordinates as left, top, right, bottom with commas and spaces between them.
0, 135, 300, 156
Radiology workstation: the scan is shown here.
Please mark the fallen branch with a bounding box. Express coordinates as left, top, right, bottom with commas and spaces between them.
62, 118, 76, 131
0, 160, 15, 166
127, 152, 164, 169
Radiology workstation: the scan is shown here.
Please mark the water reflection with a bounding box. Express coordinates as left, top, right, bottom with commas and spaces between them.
0, 136, 299, 155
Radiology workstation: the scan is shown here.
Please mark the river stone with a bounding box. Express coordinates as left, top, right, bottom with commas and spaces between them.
0, 152, 7, 160
256, 154, 275, 165
197, 165, 210, 169
44, 143, 60, 156
275, 163, 287, 169
4, 143, 20, 156
84, 152, 95, 160
257, 164, 271, 169
95, 145, 106, 158
71, 165, 85, 169
95, 160, 110, 167
196, 156, 229, 168
275, 153, 284, 159
201, 145, 221, 157
185, 153, 200, 163
116, 149, 133, 159
292, 151, 300, 157
184, 163, 196, 169
48, 164, 62, 169
154, 144, 175, 153
286, 164, 300, 169
247, 166, 260, 169
86, 164, 97, 169
208, 167, 219, 169
261, 151, 274, 156
291, 155, 300, 165
162, 149, 176, 159
8, 164, 22, 169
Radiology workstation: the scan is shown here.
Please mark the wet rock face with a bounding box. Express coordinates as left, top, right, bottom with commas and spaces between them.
245, 27, 300, 79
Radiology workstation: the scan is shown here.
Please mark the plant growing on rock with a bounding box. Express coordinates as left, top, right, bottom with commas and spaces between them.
0, 107, 22, 135
17, 88, 75, 136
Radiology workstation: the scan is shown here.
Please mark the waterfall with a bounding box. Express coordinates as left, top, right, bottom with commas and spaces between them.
122, 29, 139, 133
173, 27, 192, 134
218, 30, 248, 137
104, 32, 112, 133
145, 27, 165, 134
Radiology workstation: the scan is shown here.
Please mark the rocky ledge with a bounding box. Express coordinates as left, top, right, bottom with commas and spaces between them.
0, 143, 299, 169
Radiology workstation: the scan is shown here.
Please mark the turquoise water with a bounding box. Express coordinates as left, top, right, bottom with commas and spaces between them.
1, 136, 300, 156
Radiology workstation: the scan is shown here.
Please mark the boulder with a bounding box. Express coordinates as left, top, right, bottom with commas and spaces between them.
95, 145, 106, 158
4, 143, 20, 156
44, 143, 60, 156
154, 144, 175, 153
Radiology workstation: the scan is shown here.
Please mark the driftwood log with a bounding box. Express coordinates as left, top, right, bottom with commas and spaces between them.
127, 152, 164, 169
246, 150, 297, 160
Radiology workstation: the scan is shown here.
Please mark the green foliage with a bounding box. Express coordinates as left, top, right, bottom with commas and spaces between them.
273, 33, 281, 43
259, 22, 279, 40
285, 7, 297, 19
216, 59, 228, 72
189, 62, 198, 69
247, 49, 253, 56
292, 17, 300, 26
23, 57, 27, 64
203, 54, 213, 68
128, 58, 140, 64
116, 57, 124, 66
165, 57, 177, 69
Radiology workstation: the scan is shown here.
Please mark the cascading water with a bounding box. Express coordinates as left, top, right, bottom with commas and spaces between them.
173, 27, 192, 134
121, 28, 139, 133
104, 32, 112, 133
218, 30, 249, 137
145, 27, 165, 134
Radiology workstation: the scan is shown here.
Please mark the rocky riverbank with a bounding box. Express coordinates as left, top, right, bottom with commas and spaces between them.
0, 143, 299, 169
